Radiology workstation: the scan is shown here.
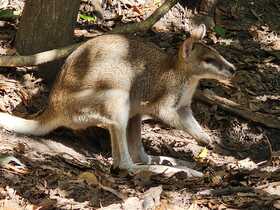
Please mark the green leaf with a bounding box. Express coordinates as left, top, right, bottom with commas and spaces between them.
0, 9, 19, 20
214, 26, 227, 37
79, 13, 96, 22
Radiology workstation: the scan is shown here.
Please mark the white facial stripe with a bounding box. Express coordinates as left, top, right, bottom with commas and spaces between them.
218, 55, 236, 70
203, 62, 219, 71
202, 62, 232, 79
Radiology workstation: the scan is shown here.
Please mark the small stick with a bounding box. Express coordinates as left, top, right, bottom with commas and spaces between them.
0, 43, 82, 67
195, 90, 280, 130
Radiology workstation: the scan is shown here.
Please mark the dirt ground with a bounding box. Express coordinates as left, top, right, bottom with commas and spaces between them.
0, 0, 280, 209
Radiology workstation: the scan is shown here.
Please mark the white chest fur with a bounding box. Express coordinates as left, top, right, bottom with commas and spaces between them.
177, 78, 199, 107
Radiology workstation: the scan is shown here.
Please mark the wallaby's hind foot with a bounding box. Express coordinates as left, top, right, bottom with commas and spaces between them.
104, 90, 135, 170
126, 164, 203, 178
142, 155, 197, 168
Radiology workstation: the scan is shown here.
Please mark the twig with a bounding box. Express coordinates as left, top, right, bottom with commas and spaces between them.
100, 184, 126, 200
250, 9, 263, 22
0, 42, 82, 67
264, 135, 273, 162
197, 186, 254, 196
195, 90, 280, 130
111, 0, 179, 33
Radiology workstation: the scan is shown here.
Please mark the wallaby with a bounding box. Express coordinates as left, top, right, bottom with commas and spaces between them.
0, 24, 235, 171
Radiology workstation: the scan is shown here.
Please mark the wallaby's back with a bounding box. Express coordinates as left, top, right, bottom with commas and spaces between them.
50, 35, 178, 115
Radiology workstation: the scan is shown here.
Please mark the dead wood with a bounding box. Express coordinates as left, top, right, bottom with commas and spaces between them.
197, 186, 255, 196
0, 43, 81, 67
111, 0, 179, 33
195, 90, 280, 130
0, 0, 179, 67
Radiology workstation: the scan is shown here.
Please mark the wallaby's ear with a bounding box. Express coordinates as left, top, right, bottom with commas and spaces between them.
180, 38, 193, 63
191, 24, 206, 40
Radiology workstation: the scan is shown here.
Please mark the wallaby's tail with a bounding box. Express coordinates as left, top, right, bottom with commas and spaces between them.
0, 109, 60, 136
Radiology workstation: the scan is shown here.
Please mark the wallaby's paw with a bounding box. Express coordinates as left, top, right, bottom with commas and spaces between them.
111, 162, 203, 178
197, 133, 213, 148
147, 155, 196, 168
133, 152, 196, 168
111, 158, 135, 174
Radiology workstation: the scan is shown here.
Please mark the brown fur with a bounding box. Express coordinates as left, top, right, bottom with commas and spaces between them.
0, 25, 235, 170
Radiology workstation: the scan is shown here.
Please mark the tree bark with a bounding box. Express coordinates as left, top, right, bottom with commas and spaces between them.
0, 43, 81, 67
16, 0, 80, 55
199, 0, 218, 16
15, 0, 80, 82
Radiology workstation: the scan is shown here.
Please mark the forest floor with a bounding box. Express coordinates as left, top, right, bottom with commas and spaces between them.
0, 0, 280, 209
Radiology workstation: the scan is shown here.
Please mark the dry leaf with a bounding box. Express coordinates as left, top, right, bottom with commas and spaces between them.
153, 0, 161, 6
142, 185, 162, 210
79, 172, 125, 200
187, 202, 200, 210
78, 171, 99, 186
0, 199, 22, 210
197, 147, 208, 159
26, 199, 56, 210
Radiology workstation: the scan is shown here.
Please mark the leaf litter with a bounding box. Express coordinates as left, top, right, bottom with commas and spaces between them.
0, 0, 280, 209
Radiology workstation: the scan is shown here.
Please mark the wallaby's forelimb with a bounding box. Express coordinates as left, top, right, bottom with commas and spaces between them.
159, 107, 211, 146
178, 107, 211, 145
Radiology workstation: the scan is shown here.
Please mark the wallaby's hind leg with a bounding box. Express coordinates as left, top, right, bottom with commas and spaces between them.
66, 89, 135, 170
106, 90, 134, 169
110, 123, 134, 169
127, 115, 150, 164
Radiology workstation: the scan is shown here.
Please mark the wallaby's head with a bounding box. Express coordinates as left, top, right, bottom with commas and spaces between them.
178, 24, 236, 81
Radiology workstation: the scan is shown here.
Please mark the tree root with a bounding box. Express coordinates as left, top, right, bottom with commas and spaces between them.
195, 90, 280, 130
0, 43, 81, 67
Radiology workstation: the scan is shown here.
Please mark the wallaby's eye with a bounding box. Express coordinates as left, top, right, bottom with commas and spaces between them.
203, 57, 216, 64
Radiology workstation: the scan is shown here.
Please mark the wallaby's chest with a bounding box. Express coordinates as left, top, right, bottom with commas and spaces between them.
174, 79, 199, 108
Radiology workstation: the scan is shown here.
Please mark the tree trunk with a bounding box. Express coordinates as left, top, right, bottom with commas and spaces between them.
199, 0, 218, 16
15, 0, 80, 81
16, 0, 80, 55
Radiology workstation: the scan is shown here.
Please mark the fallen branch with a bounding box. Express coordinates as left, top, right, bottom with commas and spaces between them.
196, 186, 254, 196
0, 0, 179, 67
0, 43, 82, 67
111, 0, 179, 33
195, 90, 280, 130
